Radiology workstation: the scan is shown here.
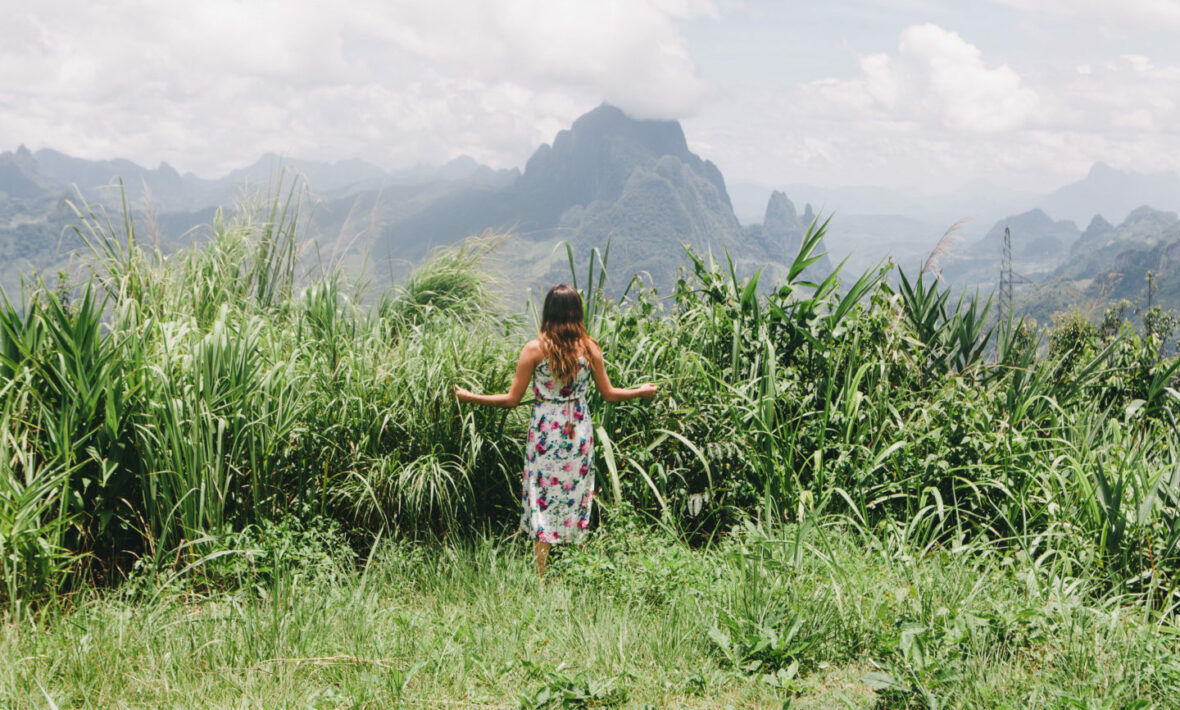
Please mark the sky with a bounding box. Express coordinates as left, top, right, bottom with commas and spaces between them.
2, 0, 1179, 195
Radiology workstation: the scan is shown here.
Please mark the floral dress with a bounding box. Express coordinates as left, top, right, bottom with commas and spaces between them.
520, 357, 594, 544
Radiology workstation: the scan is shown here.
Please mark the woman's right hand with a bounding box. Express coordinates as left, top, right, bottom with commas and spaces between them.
636, 383, 658, 399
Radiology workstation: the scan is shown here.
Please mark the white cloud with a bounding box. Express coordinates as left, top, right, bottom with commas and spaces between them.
1072, 55, 1180, 134
900, 24, 1044, 132
0, 0, 714, 175
688, 20, 1180, 196
991, 0, 1180, 29
1123, 55, 1155, 72
803, 24, 1047, 134
359, 0, 714, 119
860, 54, 902, 107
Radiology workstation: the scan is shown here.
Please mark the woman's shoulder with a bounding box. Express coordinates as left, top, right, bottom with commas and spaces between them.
584, 338, 603, 361
521, 339, 545, 363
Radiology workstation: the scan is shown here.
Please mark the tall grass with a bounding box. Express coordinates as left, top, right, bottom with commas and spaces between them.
2, 187, 1180, 627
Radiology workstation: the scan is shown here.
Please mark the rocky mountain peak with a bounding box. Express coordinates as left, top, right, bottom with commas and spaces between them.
764, 191, 798, 233
1125, 204, 1175, 223
564, 103, 689, 158
1082, 214, 1113, 238
801, 203, 815, 227
517, 103, 720, 211
1041, 162, 1180, 225
1087, 161, 1120, 180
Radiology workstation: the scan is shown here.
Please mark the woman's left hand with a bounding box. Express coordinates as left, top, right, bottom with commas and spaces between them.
453, 385, 471, 403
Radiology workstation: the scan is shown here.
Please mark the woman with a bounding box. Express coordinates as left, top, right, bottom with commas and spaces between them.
454, 284, 657, 577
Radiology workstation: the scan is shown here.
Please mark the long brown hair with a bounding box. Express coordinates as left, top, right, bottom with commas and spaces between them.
539, 284, 589, 383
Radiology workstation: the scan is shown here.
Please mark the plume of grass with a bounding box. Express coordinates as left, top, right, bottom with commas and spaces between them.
919, 219, 966, 280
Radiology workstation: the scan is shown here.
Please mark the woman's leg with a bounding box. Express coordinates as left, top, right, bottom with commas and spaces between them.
533, 540, 551, 578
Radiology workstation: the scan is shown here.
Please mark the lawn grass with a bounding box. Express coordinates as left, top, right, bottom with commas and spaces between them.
2, 515, 1177, 709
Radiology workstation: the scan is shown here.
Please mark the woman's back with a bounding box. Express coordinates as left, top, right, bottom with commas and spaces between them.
531, 356, 590, 403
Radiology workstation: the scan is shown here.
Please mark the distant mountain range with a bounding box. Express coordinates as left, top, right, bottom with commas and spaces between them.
4, 105, 1180, 319
1011, 206, 1180, 322
0, 104, 825, 301
0, 144, 520, 299
730, 179, 1036, 231
733, 161, 1180, 293
1041, 163, 1180, 227
0, 144, 519, 211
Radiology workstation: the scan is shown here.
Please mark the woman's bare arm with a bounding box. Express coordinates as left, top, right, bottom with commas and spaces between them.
586, 339, 657, 402
454, 340, 542, 408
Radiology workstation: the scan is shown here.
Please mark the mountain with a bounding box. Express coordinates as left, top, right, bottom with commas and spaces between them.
218, 153, 518, 197
0, 145, 519, 299
733, 164, 1180, 300
741, 191, 832, 279
932, 209, 1080, 294
1013, 206, 1180, 322
0, 146, 54, 199
1057, 206, 1179, 281
731, 179, 1034, 233
526, 104, 753, 289
418, 156, 519, 188
218, 153, 388, 196
34, 148, 187, 195
1039, 162, 1180, 226
968, 209, 1080, 261
372, 103, 808, 294
52, 109, 1180, 308
1, 107, 814, 301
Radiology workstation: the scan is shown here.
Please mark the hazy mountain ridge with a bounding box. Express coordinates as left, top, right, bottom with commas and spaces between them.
5, 108, 1180, 314
730, 179, 1036, 236
0, 145, 515, 209
0, 144, 525, 297
734, 163, 1180, 303
968, 209, 1080, 261
1011, 206, 1180, 322
354, 103, 824, 294
1040, 162, 1180, 227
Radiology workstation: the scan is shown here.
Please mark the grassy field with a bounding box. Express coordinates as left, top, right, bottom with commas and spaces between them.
3, 512, 1178, 709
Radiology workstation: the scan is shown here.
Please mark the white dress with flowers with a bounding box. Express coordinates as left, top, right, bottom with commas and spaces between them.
520, 357, 594, 544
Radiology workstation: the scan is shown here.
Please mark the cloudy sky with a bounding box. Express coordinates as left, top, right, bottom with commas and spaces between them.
2, 0, 1178, 194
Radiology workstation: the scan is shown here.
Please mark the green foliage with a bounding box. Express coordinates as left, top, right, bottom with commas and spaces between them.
0, 419, 78, 610
123, 508, 356, 600
380, 236, 499, 334
518, 661, 630, 709
551, 503, 719, 606
5, 187, 1180, 649
1144, 305, 1180, 347
2, 522, 1179, 707
1049, 308, 1102, 376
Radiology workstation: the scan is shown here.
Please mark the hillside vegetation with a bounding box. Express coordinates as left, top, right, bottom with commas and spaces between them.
3, 192, 1180, 707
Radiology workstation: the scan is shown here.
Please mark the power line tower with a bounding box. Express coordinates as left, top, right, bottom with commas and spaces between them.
999, 227, 1014, 323
998, 227, 1030, 323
